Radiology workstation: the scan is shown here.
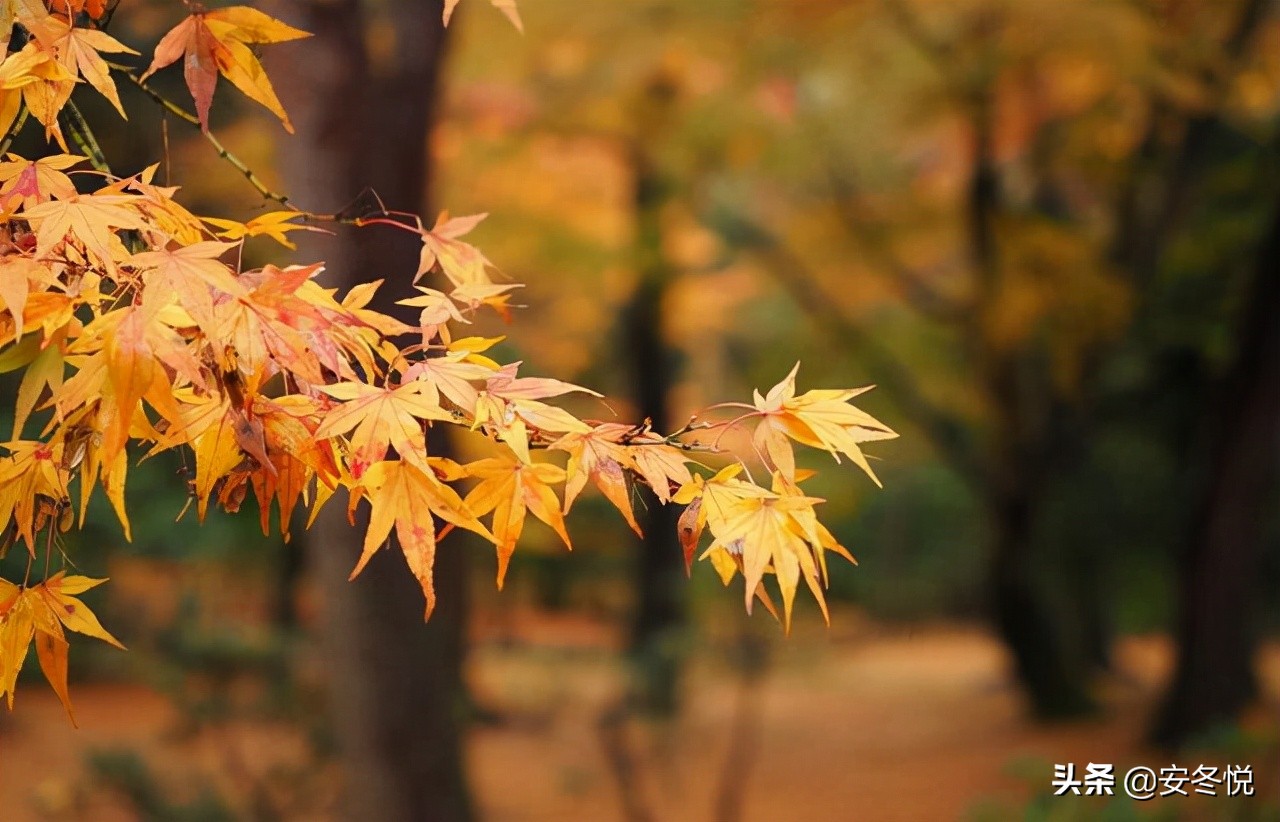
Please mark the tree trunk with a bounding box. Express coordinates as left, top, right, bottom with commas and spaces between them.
988, 488, 1094, 718
966, 93, 1094, 718
623, 76, 686, 717
1152, 194, 1280, 748
268, 2, 472, 818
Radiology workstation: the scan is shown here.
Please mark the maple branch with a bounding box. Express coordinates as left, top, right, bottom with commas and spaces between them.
111, 64, 426, 231
110, 64, 299, 209
60, 100, 110, 175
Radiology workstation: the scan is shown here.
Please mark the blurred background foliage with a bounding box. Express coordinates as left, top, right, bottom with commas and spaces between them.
1, 0, 1279, 819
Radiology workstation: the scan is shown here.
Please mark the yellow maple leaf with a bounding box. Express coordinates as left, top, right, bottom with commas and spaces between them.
751, 363, 898, 486
461, 456, 570, 589
349, 460, 493, 619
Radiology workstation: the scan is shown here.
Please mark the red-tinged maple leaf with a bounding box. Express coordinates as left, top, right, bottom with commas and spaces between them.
416, 212, 496, 287
348, 459, 493, 619
461, 456, 570, 589
677, 497, 702, 575
210, 264, 337, 389
141, 6, 309, 132
442, 0, 522, 32
244, 396, 337, 540
0, 154, 79, 209
415, 215, 487, 286
0, 578, 33, 709
314, 381, 454, 478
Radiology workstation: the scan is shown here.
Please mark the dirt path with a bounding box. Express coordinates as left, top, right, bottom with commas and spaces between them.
2, 623, 1276, 820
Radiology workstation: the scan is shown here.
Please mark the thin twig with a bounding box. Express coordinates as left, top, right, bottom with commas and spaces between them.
110, 64, 300, 210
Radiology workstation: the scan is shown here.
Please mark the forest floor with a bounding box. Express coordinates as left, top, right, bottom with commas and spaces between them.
1, 614, 1277, 821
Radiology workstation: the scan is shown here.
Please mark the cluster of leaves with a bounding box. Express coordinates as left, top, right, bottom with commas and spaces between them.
0, 0, 895, 721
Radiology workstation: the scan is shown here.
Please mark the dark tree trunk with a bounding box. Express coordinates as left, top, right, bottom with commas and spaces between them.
988, 488, 1094, 718
1152, 194, 1280, 748
268, 2, 472, 818
967, 94, 1094, 718
623, 76, 686, 716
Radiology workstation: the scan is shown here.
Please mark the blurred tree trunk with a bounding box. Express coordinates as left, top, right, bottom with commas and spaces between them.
1152, 192, 1280, 747
967, 93, 1093, 718
623, 74, 686, 716
269, 2, 472, 819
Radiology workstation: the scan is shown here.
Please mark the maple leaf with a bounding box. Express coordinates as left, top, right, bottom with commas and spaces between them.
0, 439, 69, 551
315, 381, 454, 478
37, 573, 124, 649
188, 400, 251, 521
0, 153, 80, 209
0, 573, 122, 720
404, 352, 495, 414
11, 328, 64, 437
22, 191, 144, 274
626, 439, 693, 503
674, 466, 854, 631
461, 456, 570, 588
397, 286, 469, 345
131, 241, 247, 333
248, 395, 339, 541
750, 363, 898, 486
141, 6, 310, 132
415, 212, 523, 314
203, 210, 324, 249
443, 0, 523, 32
552, 424, 644, 535
49, 17, 138, 118
417, 212, 493, 285
0, 43, 76, 148
0, 0, 55, 53
349, 460, 493, 619
484, 361, 602, 402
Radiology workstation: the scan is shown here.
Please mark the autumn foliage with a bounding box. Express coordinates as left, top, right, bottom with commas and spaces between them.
0, 0, 895, 722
